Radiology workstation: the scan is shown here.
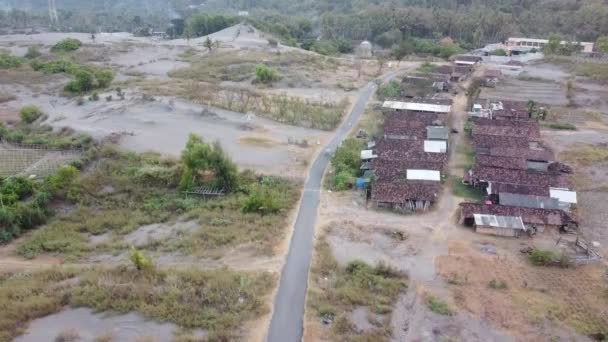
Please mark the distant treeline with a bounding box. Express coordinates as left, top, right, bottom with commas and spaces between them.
199, 0, 608, 48
2, 0, 608, 49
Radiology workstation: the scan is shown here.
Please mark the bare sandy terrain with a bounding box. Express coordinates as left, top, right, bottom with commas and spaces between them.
0, 25, 356, 177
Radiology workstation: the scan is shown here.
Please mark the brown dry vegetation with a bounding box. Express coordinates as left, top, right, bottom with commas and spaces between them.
306, 233, 408, 342
436, 241, 608, 339
118, 77, 350, 130
0, 266, 275, 342
0, 65, 66, 87
239, 135, 280, 148
560, 144, 608, 166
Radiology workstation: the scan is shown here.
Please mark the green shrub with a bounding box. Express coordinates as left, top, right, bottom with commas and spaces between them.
48, 165, 80, 190
242, 183, 280, 215
255, 64, 280, 83
31, 59, 78, 74
334, 38, 353, 53
330, 138, 363, 190
528, 248, 556, 266
426, 295, 453, 315
30, 58, 113, 93
377, 80, 401, 100
0, 53, 24, 69
179, 134, 237, 191
51, 38, 82, 52
19, 105, 44, 123
129, 248, 154, 271
416, 61, 435, 73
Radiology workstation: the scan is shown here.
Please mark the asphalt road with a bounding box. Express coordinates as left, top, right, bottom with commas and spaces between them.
266, 71, 400, 342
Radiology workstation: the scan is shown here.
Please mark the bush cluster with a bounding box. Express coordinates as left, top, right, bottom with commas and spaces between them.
0, 169, 77, 242
377, 80, 401, 100
31, 59, 114, 93
0, 53, 24, 69
0, 120, 93, 148
301, 38, 353, 56
255, 64, 280, 83
330, 138, 363, 190
19, 104, 44, 123
51, 38, 82, 52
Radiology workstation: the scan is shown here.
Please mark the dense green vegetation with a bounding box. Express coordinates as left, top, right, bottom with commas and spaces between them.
30, 58, 114, 93
528, 248, 571, 267
186, 13, 238, 37
425, 294, 454, 315
0, 266, 275, 342
0, 121, 92, 149
4, 125, 298, 259
50, 38, 82, 52
0, 164, 80, 243
543, 33, 583, 56
255, 64, 280, 83
330, 138, 363, 190
309, 237, 407, 341
0, 53, 24, 69
19, 105, 44, 124
179, 134, 238, 191
377, 80, 401, 101
0, 114, 93, 243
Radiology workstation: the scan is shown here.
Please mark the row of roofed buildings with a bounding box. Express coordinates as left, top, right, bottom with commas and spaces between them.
362, 56, 482, 211
459, 97, 579, 238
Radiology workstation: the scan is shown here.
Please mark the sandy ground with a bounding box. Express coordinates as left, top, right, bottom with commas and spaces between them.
0, 25, 385, 178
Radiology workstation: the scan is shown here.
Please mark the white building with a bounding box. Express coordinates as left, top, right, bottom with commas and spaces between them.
506, 37, 594, 53
406, 169, 441, 182
382, 101, 451, 114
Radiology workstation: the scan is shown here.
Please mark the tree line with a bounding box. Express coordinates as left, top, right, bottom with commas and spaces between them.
3, 0, 608, 50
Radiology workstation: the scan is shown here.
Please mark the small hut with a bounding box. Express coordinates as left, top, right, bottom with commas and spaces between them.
473, 214, 526, 237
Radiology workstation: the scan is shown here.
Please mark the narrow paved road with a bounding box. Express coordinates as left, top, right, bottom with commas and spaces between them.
266, 70, 402, 342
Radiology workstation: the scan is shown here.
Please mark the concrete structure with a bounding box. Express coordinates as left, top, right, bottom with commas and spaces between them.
383, 101, 451, 114
406, 169, 441, 182
453, 55, 482, 66
426, 126, 449, 140
424, 140, 447, 154
473, 214, 526, 237
550, 188, 577, 210
360, 149, 377, 161
505, 37, 594, 53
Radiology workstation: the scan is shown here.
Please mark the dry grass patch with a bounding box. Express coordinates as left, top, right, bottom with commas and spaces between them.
239, 135, 280, 148
172, 50, 340, 85
560, 144, 608, 166
435, 241, 608, 339
307, 236, 408, 341
0, 266, 275, 342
